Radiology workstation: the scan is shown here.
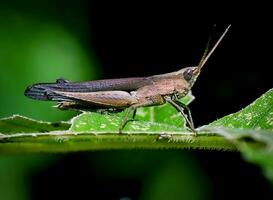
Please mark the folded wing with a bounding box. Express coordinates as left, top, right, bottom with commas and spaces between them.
25, 77, 152, 101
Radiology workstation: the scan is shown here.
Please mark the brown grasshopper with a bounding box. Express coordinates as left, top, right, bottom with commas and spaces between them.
25, 25, 231, 134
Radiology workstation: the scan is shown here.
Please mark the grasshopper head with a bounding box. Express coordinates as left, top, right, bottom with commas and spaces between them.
178, 66, 200, 89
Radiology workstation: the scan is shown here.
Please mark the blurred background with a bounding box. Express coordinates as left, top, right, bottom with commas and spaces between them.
0, 0, 272, 199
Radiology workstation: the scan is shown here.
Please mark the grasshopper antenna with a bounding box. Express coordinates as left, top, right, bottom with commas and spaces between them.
197, 25, 231, 72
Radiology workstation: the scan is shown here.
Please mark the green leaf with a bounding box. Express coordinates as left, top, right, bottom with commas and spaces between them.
70, 92, 195, 133
240, 144, 273, 182
203, 88, 273, 146
203, 89, 273, 183
70, 112, 185, 133
0, 115, 70, 134
0, 92, 236, 152
1, 88, 273, 185
209, 89, 273, 130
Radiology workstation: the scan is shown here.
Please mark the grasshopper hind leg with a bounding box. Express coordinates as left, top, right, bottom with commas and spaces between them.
119, 97, 164, 134
119, 104, 144, 134
119, 106, 135, 134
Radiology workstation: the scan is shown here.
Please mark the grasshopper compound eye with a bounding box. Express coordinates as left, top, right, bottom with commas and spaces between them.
183, 68, 193, 81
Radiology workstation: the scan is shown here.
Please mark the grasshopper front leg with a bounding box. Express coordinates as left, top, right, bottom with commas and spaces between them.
174, 100, 194, 128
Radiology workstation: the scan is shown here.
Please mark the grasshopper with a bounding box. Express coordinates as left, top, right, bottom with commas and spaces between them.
25, 25, 231, 134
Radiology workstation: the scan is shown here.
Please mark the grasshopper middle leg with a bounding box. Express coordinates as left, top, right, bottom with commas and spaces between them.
164, 96, 196, 135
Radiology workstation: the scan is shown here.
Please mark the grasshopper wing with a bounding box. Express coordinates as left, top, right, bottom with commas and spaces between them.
25, 77, 153, 101
50, 90, 138, 109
